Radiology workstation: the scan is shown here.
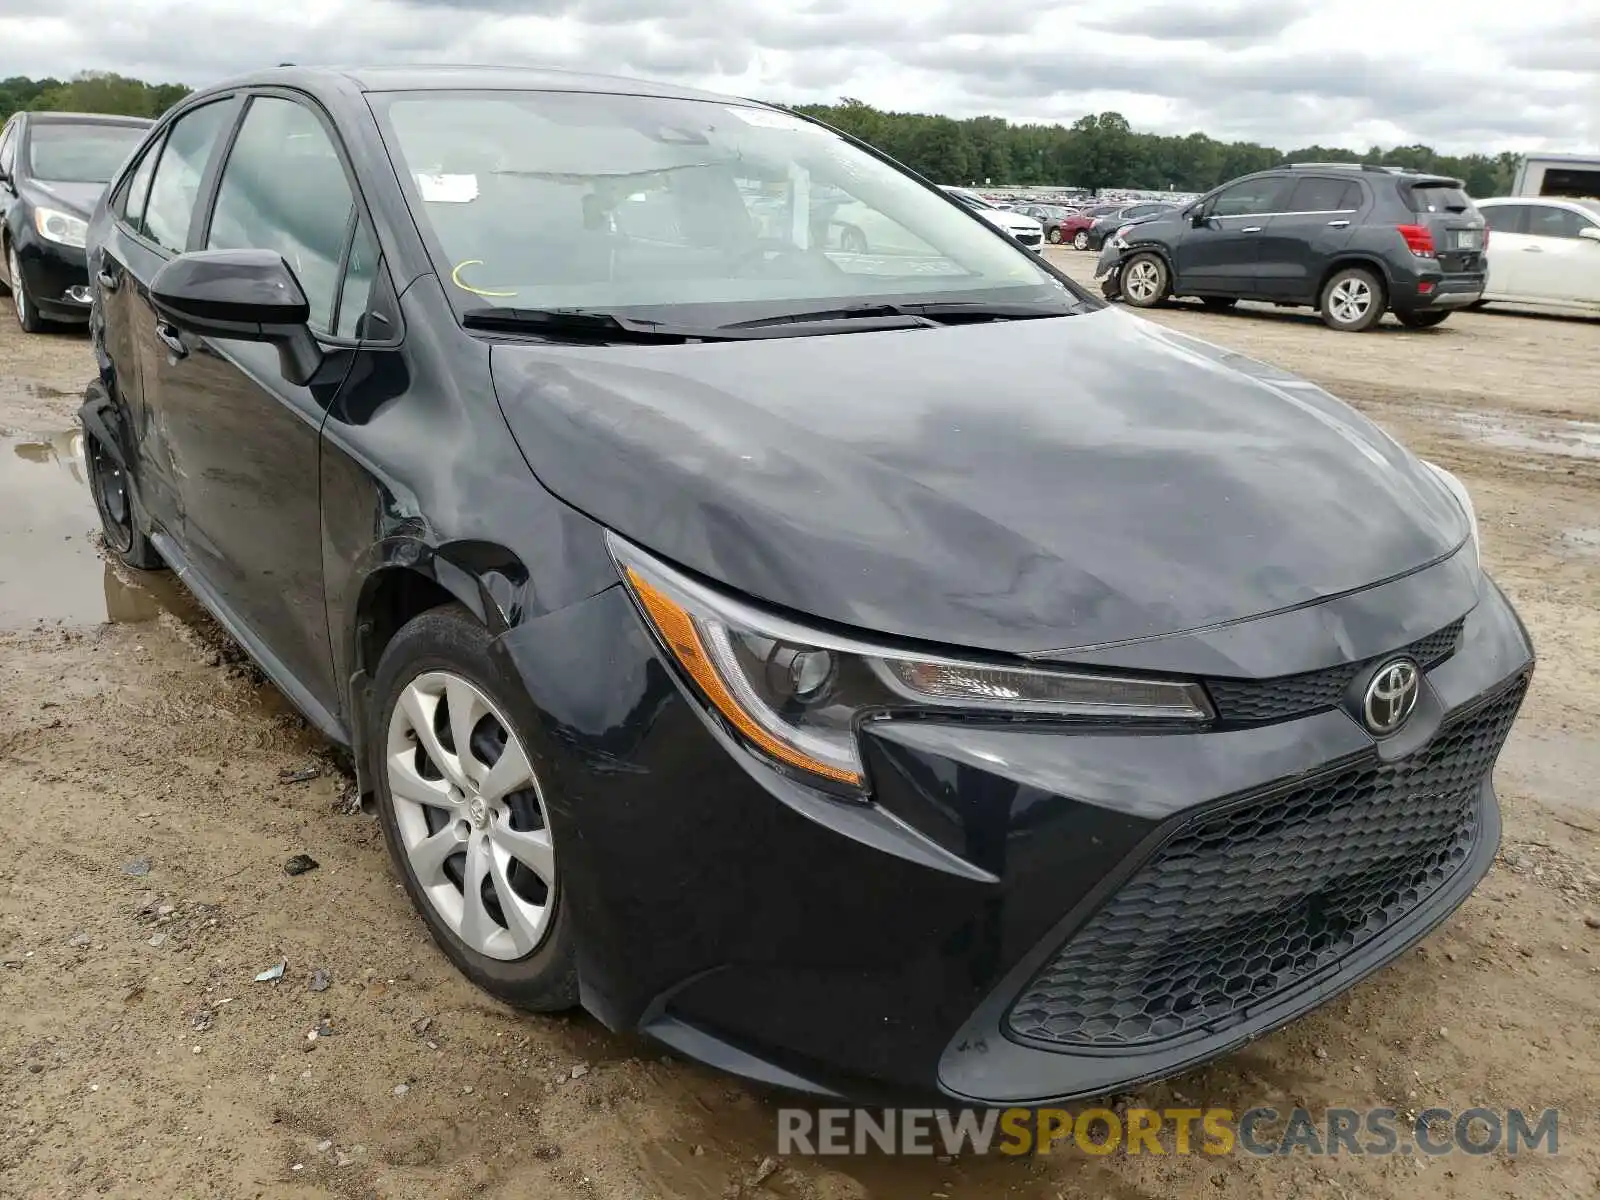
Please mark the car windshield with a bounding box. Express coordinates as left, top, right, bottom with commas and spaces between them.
25, 122, 145, 184
374, 90, 1073, 322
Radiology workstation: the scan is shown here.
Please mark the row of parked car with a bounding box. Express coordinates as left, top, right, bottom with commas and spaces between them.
1093, 161, 1600, 330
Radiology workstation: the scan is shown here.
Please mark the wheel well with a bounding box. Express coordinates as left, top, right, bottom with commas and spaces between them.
356, 567, 461, 676
1317, 258, 1390, 305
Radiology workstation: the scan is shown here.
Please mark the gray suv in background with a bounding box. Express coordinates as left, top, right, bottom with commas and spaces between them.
1105, 164, 1488, 330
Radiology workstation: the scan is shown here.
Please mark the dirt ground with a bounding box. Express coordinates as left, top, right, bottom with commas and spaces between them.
3, 256, 1599, 1200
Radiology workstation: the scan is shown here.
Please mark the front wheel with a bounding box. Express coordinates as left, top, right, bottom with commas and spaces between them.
1047, 227, 1063, 244
373, 605, 578, 1013
1319, 267, 1385, 332
1072, 230, 1089, 251
1120, 253, 1170, 308
1396, 309, 1451, 329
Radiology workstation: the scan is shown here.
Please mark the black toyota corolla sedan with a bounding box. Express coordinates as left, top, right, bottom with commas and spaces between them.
80, 66, 1532, 1106
0, 110, 151, 331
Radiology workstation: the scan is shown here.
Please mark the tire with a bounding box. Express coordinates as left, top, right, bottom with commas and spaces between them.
1047, 227, 1063, 244
372, 605, 578, 1013
84, 427, 164, 569
1199, 297, 1238, 312
839, 225, 869, 254
1072, 230, 1089, 251
7, 240, 46, 334
1395, 310, 1451, 329
1319, 267, 1385, 332
1120, 252, 1170, 308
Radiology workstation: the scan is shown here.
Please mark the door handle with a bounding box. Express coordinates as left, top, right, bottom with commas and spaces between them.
1240, 226, 1263, 233
96, 270, 118, 291
1326, 219, 1350, 228
154, 320, 188, 358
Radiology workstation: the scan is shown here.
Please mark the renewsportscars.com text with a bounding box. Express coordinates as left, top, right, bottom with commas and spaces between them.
777, 1106, 1559, 1157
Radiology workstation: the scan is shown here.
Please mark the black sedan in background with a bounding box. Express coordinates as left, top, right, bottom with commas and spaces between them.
1086, 201, 1178, 250
81, 65, 1531, 1106
0, 110, 151, 331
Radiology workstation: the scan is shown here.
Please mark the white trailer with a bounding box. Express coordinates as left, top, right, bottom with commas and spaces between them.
1512, 153, 1600, 199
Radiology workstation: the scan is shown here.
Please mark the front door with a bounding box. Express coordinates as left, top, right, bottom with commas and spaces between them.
1173, 175, 1288, 294
144, 92, 365, 716
1516, 204, 1600, 305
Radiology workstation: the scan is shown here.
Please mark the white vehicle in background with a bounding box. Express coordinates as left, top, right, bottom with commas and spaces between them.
938, 186, 1045, 251
1475, 196, 1600, 314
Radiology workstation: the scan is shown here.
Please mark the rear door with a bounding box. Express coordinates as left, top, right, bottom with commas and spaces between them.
1255, 175, 1363, 300
1515, 204, 1600, 305
93, 130, 162, 461
118, 97, 241, 538
1400, 179, 1486, 277
1172, 174, 1288, 293
1480, 203, 1533, 297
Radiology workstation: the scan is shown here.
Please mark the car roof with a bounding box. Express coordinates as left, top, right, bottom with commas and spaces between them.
22, 111, 153, 127
1477, 195, 1600, 215
202, 63, 757, 108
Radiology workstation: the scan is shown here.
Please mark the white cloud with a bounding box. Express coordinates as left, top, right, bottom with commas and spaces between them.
0, 0, 1592, 153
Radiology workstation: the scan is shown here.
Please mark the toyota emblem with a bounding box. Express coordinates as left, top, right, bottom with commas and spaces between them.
1362, 659, 1420, 735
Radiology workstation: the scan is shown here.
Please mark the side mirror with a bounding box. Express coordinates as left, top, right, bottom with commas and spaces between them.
150, 249, 323, 387
1579, 227, 1600, 244
1189, 209, 1209, 229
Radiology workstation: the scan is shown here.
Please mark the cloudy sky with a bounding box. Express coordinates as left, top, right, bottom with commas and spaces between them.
2, 0, 1595, 153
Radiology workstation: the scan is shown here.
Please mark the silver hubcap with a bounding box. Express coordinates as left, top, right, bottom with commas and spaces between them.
387, 671, 554, 961
1329, 277, 1372, 324
1125, 259, 1161, 302
8, 248, 23, 324
1074, 232, 1088, 249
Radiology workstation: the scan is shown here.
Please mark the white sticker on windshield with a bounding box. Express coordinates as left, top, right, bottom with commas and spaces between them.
415, 172, 478, 203
724, 106, 809, 131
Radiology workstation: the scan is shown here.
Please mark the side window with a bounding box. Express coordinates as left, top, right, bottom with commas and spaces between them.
116, 138, 160, 227
1209, 177, 1286, 218
206, 96, 355, 334
1482, 205, 1528, 235
1286, 177, 1360, 213
1526, 205, 1588, 240
334, 217, 380, 339
141, 102, 234, 253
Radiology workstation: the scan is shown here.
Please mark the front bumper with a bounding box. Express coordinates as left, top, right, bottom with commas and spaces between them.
15, 235, 92, 321
490, 561, 1533, 1104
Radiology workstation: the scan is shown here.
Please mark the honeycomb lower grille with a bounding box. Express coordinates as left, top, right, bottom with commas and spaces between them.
1006, 674, 1527, 1050
1205, 618, 1464, 725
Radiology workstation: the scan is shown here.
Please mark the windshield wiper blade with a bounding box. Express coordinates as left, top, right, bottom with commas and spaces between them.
462, 306, 734, 342
721, 300, 1071, 331
717, 303, 940, 331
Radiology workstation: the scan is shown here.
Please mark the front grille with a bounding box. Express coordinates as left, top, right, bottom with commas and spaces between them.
1015, 231, 1043, 245
1205, 618, 1464, 725
1006, 674, 1527, 1050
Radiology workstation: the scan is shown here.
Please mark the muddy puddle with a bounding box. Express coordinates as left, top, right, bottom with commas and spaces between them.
1452, 410, 1600, 460
0, 426, 196, 630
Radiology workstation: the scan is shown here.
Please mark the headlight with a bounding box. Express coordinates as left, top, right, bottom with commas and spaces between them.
34, 207, 89, 249
1422, 460, 1480, 572
609, 534, 1211, 795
